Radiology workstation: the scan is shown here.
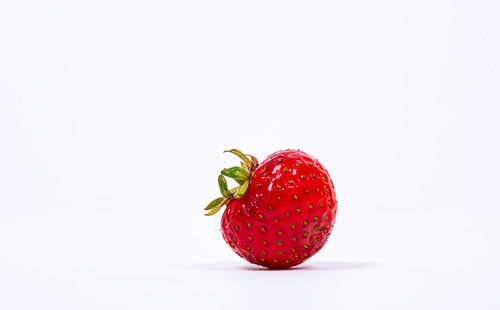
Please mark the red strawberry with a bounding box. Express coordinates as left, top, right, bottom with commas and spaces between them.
204, 149, 337, 269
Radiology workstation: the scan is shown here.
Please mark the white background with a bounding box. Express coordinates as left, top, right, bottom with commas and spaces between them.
1, 1, 499, 309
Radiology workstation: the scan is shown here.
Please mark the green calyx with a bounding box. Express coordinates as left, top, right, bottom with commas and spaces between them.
204, 149, 259, 216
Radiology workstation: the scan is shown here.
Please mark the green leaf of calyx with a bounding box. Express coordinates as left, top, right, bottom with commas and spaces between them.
246, 154, 258, 166
204, 197, 223, 210
204, 197, 229, 216
224, 149, 253, 170
205, 204, 223, 216
234, 180, 249, 198
221, 166, 249, 183
218, 175, 231, 198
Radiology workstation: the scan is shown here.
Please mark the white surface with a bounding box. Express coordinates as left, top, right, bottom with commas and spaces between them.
1, 209, 499, 309
1, 1, 500, 309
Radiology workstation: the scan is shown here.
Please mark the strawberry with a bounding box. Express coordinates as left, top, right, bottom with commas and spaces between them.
204, 149, 337, 269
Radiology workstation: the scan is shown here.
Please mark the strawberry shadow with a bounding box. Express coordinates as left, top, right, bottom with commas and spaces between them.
176, 261, 381, 272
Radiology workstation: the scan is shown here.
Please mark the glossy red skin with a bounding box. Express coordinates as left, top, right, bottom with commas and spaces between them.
221, 150, 337, 268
